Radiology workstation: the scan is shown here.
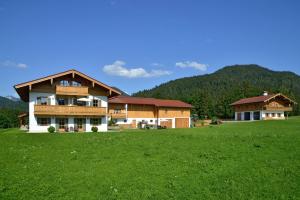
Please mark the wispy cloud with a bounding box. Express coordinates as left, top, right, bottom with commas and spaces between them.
151, 62, 164, 67
175, 61, 208, 71
103, 60, 171, 78
0, 60, 28, 68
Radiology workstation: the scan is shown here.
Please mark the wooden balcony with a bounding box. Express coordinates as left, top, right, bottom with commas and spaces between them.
56, 85, 89, 96
34, 105, 106, 116
263, 106, 293, 111
109, 112, 127, 118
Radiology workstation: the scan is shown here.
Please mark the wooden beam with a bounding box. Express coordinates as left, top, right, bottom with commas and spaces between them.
92, 82, 95, 88
109, 90, 112, 95
29, 85, 32, 91
72, 72, 75, 78
50, 78, 53, 85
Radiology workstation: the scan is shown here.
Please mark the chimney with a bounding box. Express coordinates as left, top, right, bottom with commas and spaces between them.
263, 91, 268, 96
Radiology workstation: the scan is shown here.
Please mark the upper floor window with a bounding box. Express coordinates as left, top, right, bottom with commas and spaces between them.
93, 99, 99, 107
60, 80, 69, 86
37, 97, 49, 105
57, 98, 66, 105
71, 81, 81, 87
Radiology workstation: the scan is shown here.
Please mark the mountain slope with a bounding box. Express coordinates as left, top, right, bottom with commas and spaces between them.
133, 65, 300, 118
0, 96, 28, 111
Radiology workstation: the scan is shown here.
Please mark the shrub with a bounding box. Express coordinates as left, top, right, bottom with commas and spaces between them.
48, 126, 55, 133
211, 117, 222, 125
91, 126, 98, 132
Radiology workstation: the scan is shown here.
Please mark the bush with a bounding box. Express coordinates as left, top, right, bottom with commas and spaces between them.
91, 126, 98, 132
211, 117, 222, 125
48, 126, 55, 133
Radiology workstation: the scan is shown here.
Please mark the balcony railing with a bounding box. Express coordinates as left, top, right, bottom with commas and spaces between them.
56, 85, 89, 96
34, 105, 106, 116
109, 112, 127, 118
263, 106, 293, 111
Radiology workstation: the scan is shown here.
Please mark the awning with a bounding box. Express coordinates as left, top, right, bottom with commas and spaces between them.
77, 98, 91, 102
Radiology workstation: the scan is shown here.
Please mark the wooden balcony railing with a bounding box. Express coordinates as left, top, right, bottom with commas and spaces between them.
56, 85, 89, 96
34, 105, 106, 116
263, 106, 293, 111
109, 112, 127, 118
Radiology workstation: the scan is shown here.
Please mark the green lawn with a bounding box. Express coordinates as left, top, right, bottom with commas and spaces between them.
1, 118, 300, 200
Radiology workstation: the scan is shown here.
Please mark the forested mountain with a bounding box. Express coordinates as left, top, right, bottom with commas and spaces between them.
0, 96, 27, 128
133, 65, 300, 119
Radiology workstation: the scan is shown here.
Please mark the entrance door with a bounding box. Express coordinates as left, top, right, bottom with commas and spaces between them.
237, 113, 242, 121
244, 112, 251, 121
160, 119, 172, 128
75, 118, 86, 132
253, 112, 260, 120
57, 118, 68, 132
175, 118, 189, 128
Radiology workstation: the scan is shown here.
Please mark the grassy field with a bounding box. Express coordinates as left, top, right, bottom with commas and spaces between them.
1, 118, 300, 199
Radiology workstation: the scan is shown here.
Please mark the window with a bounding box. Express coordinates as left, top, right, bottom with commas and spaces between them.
60, 80, 69, 86
71, 81, 81, 87
150, 120, 153, 123
91, 118, 102, 126
272, 113, 276, 117
266, 113, 269, 117
58, 118, 68, 129
37, 118, 50, 126
36, 97, 49, 105
75, 118, 84, 129
124, 119, 127, 123
93, 99, 99, 107
57, 98, 66, 105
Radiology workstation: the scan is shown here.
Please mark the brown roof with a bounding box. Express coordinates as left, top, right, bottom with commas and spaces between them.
231, 93, 296, 106
109, 96, 193, 108
14, 69, 121, 102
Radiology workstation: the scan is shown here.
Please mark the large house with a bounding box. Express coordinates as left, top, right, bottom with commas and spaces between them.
231, 92, 296, 121
108, 96, 192, 128
14, 70, 192, 132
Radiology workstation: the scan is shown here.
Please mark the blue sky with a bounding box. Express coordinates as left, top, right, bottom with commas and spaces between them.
1, 0, 300, 96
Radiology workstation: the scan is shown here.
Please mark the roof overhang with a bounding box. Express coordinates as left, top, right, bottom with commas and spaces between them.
14, 69, 121, 102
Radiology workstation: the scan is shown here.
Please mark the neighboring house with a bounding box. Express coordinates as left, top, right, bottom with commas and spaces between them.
231, 92, 296, 121
14, 70, 120, 132
14, 69, 192, 132
108, 96, 192, 128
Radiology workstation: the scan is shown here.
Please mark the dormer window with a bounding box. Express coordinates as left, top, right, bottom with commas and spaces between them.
60, 80, 69, 86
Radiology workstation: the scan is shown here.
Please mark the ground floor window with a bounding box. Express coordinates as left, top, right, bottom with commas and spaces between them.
57, 118, 68, 129
91, 118, 102, 126
37, 118, 50, 126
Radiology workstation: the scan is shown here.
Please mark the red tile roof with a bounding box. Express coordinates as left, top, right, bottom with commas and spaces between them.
109, 96, 193, 108
231, 93, 297, 106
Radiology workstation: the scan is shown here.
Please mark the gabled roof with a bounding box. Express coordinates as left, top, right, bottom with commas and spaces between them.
14, 69, 121, 102
231, 93, 297, 106
109, 96, 193, 108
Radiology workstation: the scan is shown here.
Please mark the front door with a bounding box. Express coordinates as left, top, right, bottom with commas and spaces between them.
57, 118, 68, 132
74, 118, 86, 132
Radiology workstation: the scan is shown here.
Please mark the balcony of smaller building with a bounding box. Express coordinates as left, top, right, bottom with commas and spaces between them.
263, 105, 293, 112
108, 111, 127, 119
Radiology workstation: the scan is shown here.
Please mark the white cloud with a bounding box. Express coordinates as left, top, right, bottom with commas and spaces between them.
175, 61, 208, 71
151, 62, 164, 67
103, 60, 171, 78
1, 60, 28, 68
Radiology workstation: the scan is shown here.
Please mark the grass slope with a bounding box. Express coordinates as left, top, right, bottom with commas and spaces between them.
1, 118, 300, 199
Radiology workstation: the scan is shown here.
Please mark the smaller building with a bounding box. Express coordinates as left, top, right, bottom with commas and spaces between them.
108, 96, 193, 128
231, 92, 296, 121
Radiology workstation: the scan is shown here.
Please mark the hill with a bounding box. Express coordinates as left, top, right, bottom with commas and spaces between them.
0, 96, 28, 111
133, 65, 300, 118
